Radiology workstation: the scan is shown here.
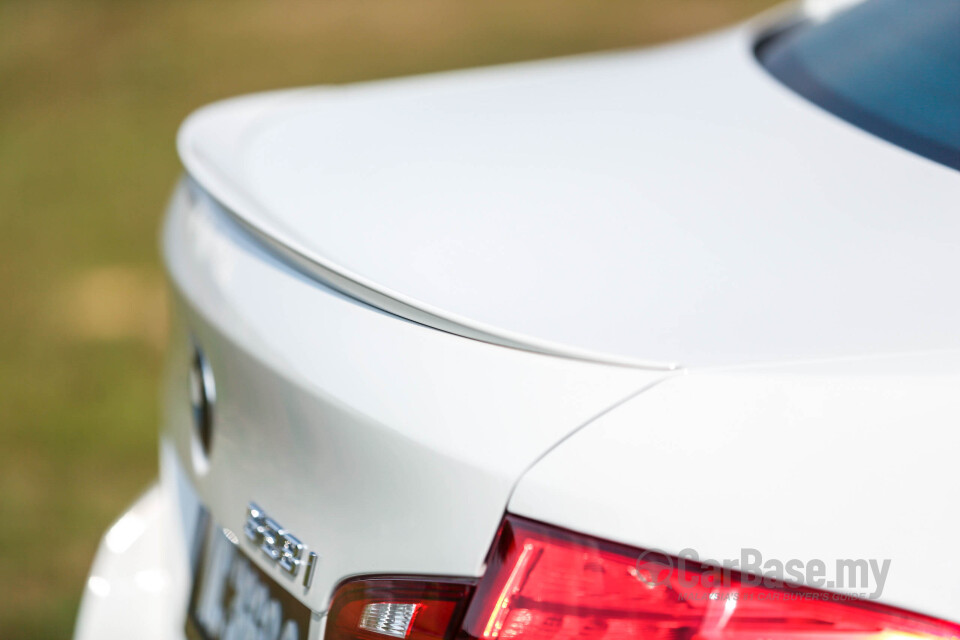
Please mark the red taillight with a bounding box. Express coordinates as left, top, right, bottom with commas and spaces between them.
327, 578, 473, 640
459, 516, 960, 640
327, 517, 960, 640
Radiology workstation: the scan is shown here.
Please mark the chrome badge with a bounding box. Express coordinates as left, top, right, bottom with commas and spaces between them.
243, 503, 319, 588
189, 345, 216, 459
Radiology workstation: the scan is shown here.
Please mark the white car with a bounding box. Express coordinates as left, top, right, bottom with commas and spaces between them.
75, 1, 960, 639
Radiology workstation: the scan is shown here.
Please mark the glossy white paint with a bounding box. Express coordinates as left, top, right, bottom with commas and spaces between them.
73, 485, 187, 640
74, 444, 328, 640
178, 22, 960, 369
511, 352, 960, 622
160, 181, 667, 615
78, 2, 960, 637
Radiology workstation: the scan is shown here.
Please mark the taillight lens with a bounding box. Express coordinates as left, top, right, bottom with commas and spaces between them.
327, 517, 960, 640
327, 578, 473, 640
459, 516, 960, 640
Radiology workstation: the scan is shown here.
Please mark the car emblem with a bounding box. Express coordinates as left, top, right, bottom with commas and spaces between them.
243, 503, 319, 589
189, 345, 216, 458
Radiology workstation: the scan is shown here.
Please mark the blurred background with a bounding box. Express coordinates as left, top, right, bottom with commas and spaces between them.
0, 0, 777, 637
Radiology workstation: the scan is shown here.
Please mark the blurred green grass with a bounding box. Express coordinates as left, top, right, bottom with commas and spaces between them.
0, 0, 777, 637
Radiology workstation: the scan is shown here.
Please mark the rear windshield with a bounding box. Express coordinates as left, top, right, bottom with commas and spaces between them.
758, 0, 960, 171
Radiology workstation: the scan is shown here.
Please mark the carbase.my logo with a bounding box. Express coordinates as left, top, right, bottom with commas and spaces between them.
633, 548, 891, 599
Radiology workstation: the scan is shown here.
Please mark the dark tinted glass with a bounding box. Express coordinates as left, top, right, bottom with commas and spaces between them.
759, 0, 960, 171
